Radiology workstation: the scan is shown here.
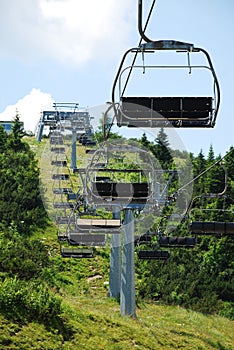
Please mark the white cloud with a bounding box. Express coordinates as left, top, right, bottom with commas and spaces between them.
0, 89, 54, 132
0, 0, 135, 66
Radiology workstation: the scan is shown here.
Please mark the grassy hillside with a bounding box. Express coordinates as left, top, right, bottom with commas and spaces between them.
1, 261, 234, 350
1, 136, 231, 350
1, 221, 234, 350
2, 307, 234, 350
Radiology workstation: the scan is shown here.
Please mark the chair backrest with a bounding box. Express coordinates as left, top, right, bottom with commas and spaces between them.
190, 221, 234, 235
91, 182, 149, 198
118, 96, 213, 127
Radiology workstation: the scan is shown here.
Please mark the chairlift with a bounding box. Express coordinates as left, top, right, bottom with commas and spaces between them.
110, 1, 220, 129
52, 174, 70, 181
50, 136, 64, 145
190, 221, 234, 236
85, 143, 155, 208
61, 247, 94, 258
76, 218, 121, 233
138, 249, 170, 260
135, 231, 153, 245
51, 147, 66, 154
51, 160, 67, 167
53, 188, 73, 194
53, 202, 75, 209
159, 236, 196, 248
68, 233, 106, 247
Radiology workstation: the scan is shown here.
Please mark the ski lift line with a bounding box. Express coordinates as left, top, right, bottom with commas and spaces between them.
176, 148, 233, 194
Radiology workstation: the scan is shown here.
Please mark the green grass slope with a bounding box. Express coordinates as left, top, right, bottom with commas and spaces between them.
1, 294, 233, 350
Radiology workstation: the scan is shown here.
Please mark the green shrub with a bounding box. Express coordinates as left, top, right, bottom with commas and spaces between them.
0, 277, 62, 323
0, 229, 49, 279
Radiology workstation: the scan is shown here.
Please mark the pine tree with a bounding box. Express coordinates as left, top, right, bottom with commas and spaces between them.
6, 113, 26, 152
192, 149, 206, 195
0, 124, 7, 152
223, 146, 234, 208
140, 132, 150, 148
0, 115, 47, 234
206, 146, 223, 195
155, 128, 170, 148
151, 128, 173, 169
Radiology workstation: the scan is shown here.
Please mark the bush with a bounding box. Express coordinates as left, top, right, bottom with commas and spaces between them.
0, 277, 62, 323
0, 235, 49, 279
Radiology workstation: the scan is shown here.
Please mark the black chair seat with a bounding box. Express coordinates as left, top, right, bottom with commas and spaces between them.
68, 234, 106, 246
138, 250, 169, 260
52, 174, 69, 180
190, 221, 234, 235
159, 236, 196, 247
61, 248, 93, 258
91, 182, 149, 199
117, 96, 213, 127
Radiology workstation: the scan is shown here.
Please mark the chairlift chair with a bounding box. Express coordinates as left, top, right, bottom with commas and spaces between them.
53, 187, 73, 194
190, 221, 234, 236
85, 143, 155, 208
51, 160, 67, 167
112, 41, 220, 129
61, 247, 94, 258
68, 233, 106, 247
76, 218, 121, 234
159, 236, 196, 248
110, 0, 220, 130
138, 249, 170, 260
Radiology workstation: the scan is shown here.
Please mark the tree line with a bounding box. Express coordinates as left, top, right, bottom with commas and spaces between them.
136, 130, 234, 319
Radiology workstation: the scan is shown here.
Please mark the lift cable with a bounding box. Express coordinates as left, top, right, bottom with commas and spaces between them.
138, 0, 157, 43
104, 0, 156, 141
176, 147, 234, 195
122, 0, 156, 96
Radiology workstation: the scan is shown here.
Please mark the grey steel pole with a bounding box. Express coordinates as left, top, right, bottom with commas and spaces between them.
71, 129, 77, 170
108, 208, 122, 299
120, 208, 136, 317
36, 121, 44, 142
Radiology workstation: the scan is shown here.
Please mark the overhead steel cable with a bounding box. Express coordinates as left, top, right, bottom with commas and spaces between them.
177, 147, 234, 194
104, 0, 157, 140
122, 0, 157, 96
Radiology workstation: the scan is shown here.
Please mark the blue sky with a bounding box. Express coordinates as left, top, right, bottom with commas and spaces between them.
0, 0, 233, 157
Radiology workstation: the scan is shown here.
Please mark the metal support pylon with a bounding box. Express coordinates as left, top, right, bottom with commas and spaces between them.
108, 209, 122, 299
120, 209, 136, 317
71, 129, 77, 170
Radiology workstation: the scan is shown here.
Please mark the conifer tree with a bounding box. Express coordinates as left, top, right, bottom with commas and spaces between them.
0, 115, 47, 234
140, 132, 150, 148
6, 113, 26, 152
206, 146, 223, 195
223, 146, 234, 209
192, 149, 206, 195
151, 128, 173, 169
0, 124, 7, 152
